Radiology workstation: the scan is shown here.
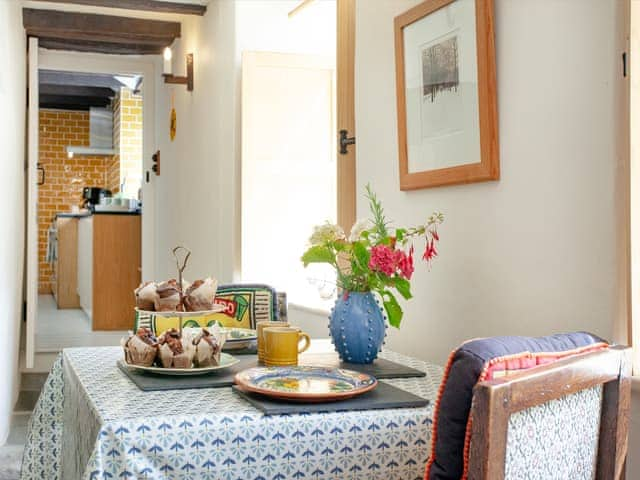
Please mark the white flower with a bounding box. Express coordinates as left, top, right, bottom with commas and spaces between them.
309, 222, 345, 245
426, 211, 444, 227
348, 218, 372, 242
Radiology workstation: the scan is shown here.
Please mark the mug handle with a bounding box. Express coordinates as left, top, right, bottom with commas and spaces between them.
297, 332, 311, 354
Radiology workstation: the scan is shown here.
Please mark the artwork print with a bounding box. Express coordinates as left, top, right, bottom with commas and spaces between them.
394, 0, 499, 190
422, 36, 459, 102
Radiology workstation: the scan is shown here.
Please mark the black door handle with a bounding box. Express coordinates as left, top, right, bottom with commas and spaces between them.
339, 129, 355, 155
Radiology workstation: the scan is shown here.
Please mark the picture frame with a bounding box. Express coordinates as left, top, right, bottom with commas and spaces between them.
394, 0, 499, 190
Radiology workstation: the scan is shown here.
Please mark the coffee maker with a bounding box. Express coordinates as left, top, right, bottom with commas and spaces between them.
82, 187, 112, 210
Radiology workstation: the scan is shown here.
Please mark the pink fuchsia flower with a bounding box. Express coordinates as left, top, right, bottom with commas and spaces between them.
397, 246, 414, 280
369, 244, 397, 276
423, 239, 438, 264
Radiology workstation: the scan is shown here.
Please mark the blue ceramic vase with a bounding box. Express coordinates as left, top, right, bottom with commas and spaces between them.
329, 291, 387, 364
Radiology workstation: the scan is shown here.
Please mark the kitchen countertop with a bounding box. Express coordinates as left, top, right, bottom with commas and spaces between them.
56, 210, 141, 218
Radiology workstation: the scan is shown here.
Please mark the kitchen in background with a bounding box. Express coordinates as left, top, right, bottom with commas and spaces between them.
37, 71, 143, 351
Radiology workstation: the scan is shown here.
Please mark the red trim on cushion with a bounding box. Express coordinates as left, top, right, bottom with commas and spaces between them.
424, 341, 608, 480
424, 347, 458, 479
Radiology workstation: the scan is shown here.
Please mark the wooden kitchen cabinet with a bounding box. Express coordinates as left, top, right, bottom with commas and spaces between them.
52, 217, 80, 308
78, 214, 141, 331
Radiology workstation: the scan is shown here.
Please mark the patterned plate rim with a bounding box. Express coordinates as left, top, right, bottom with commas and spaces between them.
234, 366, 378, 400
119, 352, 239, 375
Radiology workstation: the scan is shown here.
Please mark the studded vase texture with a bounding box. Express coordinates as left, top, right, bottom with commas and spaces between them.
329, 291, 387, 364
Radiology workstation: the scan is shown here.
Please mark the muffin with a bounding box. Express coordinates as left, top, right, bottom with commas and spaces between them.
122, 327, 158, 367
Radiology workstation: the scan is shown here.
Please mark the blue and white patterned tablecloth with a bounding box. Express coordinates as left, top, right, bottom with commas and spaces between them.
20, 346, 443, 480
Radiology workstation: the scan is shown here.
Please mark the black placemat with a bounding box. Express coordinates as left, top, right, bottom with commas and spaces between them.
118, 356, 259, 391
301, 353, 426, 379
118, 353, 425, 391
232, 381, 429, 415
224, 343, 257, 355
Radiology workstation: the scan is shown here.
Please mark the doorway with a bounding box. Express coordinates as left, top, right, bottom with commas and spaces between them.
25, 47, 157, 364
239, 0, 355, 318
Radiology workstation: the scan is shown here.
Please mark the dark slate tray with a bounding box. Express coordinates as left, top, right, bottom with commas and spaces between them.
232, 381, 429, 415
118, 355, 259, 391
302, 353, 426, 379
118, 353, 425, 392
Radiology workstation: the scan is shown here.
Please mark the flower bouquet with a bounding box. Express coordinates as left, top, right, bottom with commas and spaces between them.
302, 185, 443, 329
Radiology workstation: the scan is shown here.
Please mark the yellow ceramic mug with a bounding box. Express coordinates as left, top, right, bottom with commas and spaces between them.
263, 326, 311, 367
256, 321, 289, 363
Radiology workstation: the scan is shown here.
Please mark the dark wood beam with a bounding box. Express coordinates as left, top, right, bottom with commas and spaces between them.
40, 84, 115, 98
23, 8, 180, 54
40, 94, 111, 110
28, 0, 206, 16
38, 37, 164, 55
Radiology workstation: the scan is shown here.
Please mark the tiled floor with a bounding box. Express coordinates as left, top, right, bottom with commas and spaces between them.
36, 294, 125, 351
0, 373, 47, 480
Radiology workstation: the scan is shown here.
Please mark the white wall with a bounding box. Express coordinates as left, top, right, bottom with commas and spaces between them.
356, 0, 637, 473
153, 2, 236, 281
0, 1, 26, 444
155, 0, 335, 285
355, 0, 622, 363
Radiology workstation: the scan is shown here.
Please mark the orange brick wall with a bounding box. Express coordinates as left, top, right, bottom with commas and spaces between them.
107, 88, 142, 196
38, 109, 110, 293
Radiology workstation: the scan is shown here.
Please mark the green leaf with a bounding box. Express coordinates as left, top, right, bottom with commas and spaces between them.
394, 277, 412, 300
301, 245, 335, 267
351, 241, 370, 269
380, 289, 403, 328
395, 228, 406, 243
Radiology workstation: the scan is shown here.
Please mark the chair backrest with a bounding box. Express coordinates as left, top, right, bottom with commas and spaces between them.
467, 345, 631, 480
134, 284, 284, 333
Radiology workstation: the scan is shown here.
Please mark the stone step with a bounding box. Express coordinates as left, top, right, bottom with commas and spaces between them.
13, 391, 39, 415
20, 373, 48, 392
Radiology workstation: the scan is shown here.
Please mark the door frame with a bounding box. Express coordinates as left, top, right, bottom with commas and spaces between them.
337, 0, 356, 232
25, 49, 157, 366
25, 37, 39, 368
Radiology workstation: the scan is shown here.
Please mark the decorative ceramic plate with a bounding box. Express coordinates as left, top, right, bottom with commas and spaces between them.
135, 305, 226, 317
118, 353, 239, 376
221, 327, 257, 350
234, 366, 378, 402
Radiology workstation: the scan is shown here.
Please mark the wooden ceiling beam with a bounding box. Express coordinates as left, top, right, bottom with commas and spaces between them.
40, 94, 111, 110
28, 0, 206, 16
23, 8, 180, 52
38, 37, 165, 54
40, 84, 115, 97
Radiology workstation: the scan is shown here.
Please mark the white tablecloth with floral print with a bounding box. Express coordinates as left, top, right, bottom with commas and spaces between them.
20, 346, 443, 480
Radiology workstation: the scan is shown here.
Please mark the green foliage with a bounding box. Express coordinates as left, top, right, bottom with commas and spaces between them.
301, 184, 443, 330
351, 241, 370, 271
301, 245, 335, 267
393, 277, 412, 300
365, 184, 389, 240
381, 290, 403, 328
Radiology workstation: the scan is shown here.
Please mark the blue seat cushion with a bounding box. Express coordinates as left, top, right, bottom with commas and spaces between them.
425, 332, 608, 480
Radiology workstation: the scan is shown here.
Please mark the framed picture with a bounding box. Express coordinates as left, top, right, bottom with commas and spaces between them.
394, 0, 499, 190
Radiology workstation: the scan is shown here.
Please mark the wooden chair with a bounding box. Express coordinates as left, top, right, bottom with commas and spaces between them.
467, 345, 631, 480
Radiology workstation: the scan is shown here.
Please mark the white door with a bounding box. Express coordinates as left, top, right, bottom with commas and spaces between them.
25, 37, 39, 368
241, 51, 336, 307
